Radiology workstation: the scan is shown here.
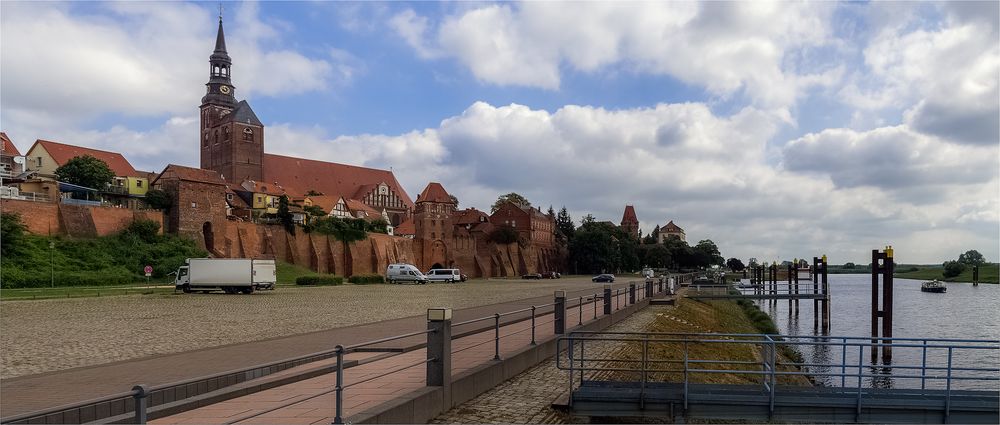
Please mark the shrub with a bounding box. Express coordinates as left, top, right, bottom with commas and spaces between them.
943, 261, 966, 278
1, 212, 26, 257
295, 275, 344, 286
488, 225, 520, 244
122, 219, 161, 243
348, 274, 385, 284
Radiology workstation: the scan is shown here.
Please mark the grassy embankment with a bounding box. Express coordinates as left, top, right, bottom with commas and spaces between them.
606, 296, 808, 386
893, 263, 998, 284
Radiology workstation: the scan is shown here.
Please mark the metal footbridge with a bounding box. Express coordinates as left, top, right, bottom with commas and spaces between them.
556, 332, 999, 423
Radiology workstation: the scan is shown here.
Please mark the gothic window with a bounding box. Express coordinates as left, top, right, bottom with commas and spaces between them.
214, 130, 219, 145
223, 127, 230, 140
203, 133, 209, 147
243, 127, 253, 141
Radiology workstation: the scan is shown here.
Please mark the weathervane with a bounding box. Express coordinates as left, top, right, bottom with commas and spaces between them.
219, 2, 224, 21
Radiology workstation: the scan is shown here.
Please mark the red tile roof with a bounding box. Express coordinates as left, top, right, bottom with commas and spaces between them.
307, 195, 340, 215
394, 218, 415, 235
621, 205, 639, 224
664, 220, 684, 233
30, 139, 138, 177
454, 208, 490, 226
240, 179, 287, 196
262, 154, 414, 208
1, 132, 21, 156
345, 198, 380, 218
154, 164, 226, 186
416, 182, 453, 204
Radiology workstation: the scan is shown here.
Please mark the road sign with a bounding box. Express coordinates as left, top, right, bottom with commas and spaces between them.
144, 265, 153, 277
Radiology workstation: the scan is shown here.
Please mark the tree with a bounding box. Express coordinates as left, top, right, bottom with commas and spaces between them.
556, 207, 575, 240
641, 233, 657, 245
726, 257, 746, 271
663, 237, 695, 270
640, 244, 672, 268
55, 155, 115, 190
580, 214, 596, 226
488, 225, 521, 244
650, 225, 660, 242
1, 212, 26, 257
943, 260, 966, 278
305, 190, 323, 196
449, 195, 459, 208
694, 239, 724, 267
958, 250, 986, 266
303, 205, 326, 217
277, 195, 294, 234
491, 192, 531, 213
144, 189, 173, 211
547, 205, 555, 217
843, 262, 856, 269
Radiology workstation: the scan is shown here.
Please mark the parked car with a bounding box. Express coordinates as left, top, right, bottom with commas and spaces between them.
541, 271, 561, 279
387, 263, 428, 284
592, 274, 615, 283
521, 273, 543, 280
460, 273, 468, 282
426, 268, 463, 283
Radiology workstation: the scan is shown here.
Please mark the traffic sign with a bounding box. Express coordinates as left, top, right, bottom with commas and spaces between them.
144, 265, 153, 277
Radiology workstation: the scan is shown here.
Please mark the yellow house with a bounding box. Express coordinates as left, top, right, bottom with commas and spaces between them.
125, 176, 149, 196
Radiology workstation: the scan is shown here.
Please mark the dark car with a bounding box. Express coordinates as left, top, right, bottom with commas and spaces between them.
460, 273, 468, 282
592, 274, 615, 283
541, 271, 561, 279
521, 273, 543, 280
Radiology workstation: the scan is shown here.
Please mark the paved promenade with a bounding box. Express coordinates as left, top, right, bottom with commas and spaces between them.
1, 282, 631, 418
150, 298, 621, 424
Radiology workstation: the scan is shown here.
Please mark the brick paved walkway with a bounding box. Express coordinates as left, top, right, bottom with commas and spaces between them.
150, 300, 614, 425
1, 284, 634, 418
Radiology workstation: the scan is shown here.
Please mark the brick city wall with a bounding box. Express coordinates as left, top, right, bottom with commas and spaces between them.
2, 199, 164, 237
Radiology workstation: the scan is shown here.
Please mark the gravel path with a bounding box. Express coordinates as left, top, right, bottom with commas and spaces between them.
0, 278, 612, 379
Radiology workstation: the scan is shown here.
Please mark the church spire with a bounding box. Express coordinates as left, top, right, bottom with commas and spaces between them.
202, 12, 235, 107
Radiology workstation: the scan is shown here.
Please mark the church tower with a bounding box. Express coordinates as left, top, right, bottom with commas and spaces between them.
200, 15, 264, 183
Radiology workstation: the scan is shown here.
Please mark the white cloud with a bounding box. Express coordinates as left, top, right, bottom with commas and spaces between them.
264, 101, 998, 264
0, 2, 339, 124
392, 2, 841, 108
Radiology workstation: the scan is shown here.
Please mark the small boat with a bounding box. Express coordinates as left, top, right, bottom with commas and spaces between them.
921, 280, 947, 293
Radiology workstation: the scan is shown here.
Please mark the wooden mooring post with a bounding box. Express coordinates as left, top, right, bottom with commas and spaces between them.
792, 258, 800, 312
812, 257, 820, 330
973, 265, 979, 286
786, 263, 793, 308
871, 247, 894, 363
820, 255, 829, 332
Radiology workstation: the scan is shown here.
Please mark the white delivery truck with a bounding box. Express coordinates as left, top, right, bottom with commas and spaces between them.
174, 258, 276, 294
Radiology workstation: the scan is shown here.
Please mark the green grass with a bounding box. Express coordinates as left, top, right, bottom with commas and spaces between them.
894, 263, 998, 284
275, 261, 319, 285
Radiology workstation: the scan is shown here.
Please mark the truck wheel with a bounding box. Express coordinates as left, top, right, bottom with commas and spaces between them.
242, 286, 254, 294
182, 285, 192, 294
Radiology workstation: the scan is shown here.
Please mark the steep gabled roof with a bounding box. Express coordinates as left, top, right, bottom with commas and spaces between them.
1, 132, 21, 156
345, 198, 380, 218
663, 220, 684, 233
222, 100, 262, 126
29, 139, 139, 177
621, 205, 638, 224
240, 179, 286, 196
307, 195, 340, 215
262, 153, 414, 208
416, 182, 453, 204
454, 208, 490, 226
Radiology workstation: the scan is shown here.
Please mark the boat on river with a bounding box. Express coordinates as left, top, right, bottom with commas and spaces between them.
921, 280, 947, 293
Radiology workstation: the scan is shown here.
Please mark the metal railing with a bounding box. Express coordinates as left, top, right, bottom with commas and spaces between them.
557, 332, 1000, 417
2, 280, 670, 425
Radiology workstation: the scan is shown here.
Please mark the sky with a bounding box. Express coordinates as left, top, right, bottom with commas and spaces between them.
1, 1, 998, 264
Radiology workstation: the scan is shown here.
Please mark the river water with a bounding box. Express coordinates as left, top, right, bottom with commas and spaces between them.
740, 274, 999, 390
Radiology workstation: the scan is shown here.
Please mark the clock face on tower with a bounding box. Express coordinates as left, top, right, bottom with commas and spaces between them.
220, 85, 231, 94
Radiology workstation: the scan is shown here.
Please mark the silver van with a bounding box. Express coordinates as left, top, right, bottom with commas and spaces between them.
426, 268, 463, 283
387, 263, 428, 284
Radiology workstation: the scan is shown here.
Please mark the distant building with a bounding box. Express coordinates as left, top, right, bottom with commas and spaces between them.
490, 201, 555, 247
1, 132, 24, 179
20, 139, 149, 207
658, 220, 686, 243
620, 205, 639, 239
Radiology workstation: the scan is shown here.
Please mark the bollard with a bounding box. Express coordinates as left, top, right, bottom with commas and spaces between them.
427, 308, 452, 406
530, 306, 537, 345
973, 265, 980, 286
629, 283, 636, 304
554, 291, 566, 334
603, 284, 612, 315
646, 280, 653, 298
132, 384, 149, 425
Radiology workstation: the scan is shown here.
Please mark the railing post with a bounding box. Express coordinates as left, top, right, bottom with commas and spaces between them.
554, 291, 566, 335
855, 344, 864, 422
132, 384, 149, 425
603, 284, 612, 315
841, 337, 847, 387
629, 283, 636, 305
683, 341, 689, 411
945, 347, 953, 420
593, 293, 598, 319
427, 308, 452, 406
332, 345, 344, 424
530, 306, 537, 345
920, 339, 927, 390
641, 337, 648, 410
578, 296, 583, 325
493, 313, 501, 360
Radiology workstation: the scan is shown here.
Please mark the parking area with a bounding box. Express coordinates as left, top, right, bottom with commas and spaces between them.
0, 276, 629, 379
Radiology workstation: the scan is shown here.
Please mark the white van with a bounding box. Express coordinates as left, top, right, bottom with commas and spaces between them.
426, 269, 463, 283
387, 264, 428, 284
